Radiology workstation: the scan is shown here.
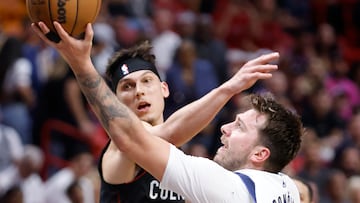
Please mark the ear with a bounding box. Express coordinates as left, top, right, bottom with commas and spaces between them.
250, 146, 270, 165
161, 81, 170, 98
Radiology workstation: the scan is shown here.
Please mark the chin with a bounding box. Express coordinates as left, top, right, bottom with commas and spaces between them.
141, 116, 152, 124
213, 153, 222, 164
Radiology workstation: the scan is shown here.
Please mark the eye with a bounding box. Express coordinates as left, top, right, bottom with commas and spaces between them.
235, 120, 244, 131
142, 76, 153, 83
120, 83, 134, 90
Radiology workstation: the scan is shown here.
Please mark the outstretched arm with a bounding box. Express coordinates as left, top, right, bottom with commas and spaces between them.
157, 52, 279, 146
32, 22, 171, 180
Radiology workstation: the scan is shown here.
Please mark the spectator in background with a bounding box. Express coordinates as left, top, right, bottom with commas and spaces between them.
287, 56, 327, 116
0, 122, 24, 172
314, 23, 340, 62
92, 22, 117, 76
337, 113, 360, 151
297, 135, 332, 198
212, 0, 260, 51
293, 177, 315, 203
301, 87, 345, 139
150, 8, 181, 80
332, 145, 360, 178
253, 0, 294, 52
0, 145, 45, 203
277, 0, 312, 32
165, 39, 219, 154
126, 0, 154, 30
175, 10, 197, 40
321, 169, 349, 203
194, 14, 229, 84
0, 29, 36, 145
66, 180, 84, 203
165, 39, 219, 115
325, 56, 360, 122
106, 1, 145, 50
152, 0, 186, 15
32, 56, 101, 163
347, 176, 360, 203
44, 150, 95, 203
261, 70, 293, 109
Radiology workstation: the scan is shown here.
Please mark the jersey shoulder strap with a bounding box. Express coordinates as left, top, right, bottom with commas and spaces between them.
235, 172, 257, 203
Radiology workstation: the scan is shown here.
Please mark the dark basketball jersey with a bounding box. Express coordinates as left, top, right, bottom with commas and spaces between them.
98, 141, 185, 203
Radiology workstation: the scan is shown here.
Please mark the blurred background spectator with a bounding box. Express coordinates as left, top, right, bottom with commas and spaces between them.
0, 145, 45, 203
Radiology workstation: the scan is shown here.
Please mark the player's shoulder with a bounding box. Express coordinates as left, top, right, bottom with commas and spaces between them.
236, 169, 290, 182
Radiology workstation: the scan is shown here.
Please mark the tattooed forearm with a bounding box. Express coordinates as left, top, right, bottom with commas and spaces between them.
78, 75, 102, 104
77, 74, 131, 129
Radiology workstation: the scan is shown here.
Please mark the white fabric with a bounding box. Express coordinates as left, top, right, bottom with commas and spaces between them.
0, 165, 46, 203
238, 169, 300, 203
45, 168, 75, 203
0, 124, 24, 164
151, 30, 181, 80
45, 168, 95, 203
36, 47, 57, 83
160, 145, 300, 203
3, 58, 32, 93
21, 174, 46, 203
0, 165, 18, 194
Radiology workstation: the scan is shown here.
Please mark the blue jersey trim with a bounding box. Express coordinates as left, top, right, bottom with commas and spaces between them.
235, 172, 257, 203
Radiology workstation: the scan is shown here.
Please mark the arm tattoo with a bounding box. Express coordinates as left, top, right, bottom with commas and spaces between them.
77, 74, 131, 129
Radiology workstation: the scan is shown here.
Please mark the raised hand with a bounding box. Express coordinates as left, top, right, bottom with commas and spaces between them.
31, 21, 94, 74
224, 52, 279, 94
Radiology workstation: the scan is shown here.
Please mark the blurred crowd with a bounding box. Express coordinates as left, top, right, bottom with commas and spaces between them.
0, 0, 359, 202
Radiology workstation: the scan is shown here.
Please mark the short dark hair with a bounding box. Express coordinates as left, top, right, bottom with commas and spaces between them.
250, 94, 303, 173
105, 41, 158, 90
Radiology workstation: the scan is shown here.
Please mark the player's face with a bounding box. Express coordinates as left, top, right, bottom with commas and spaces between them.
214, 109, 267, 171
115, 70, 169, 125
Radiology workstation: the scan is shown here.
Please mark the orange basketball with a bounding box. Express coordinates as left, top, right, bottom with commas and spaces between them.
26, 0, 101, 37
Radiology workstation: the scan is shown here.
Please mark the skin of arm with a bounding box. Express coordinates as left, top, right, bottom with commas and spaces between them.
30, 22, 180, 180
154, 52, 279, 146
31, 22, 279, 181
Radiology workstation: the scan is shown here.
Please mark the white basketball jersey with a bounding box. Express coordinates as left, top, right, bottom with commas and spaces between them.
236, 169, 300, 203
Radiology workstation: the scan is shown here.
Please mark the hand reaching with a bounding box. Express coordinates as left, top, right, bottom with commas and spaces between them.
31, 21, 94, 74
224, 52, 279, 94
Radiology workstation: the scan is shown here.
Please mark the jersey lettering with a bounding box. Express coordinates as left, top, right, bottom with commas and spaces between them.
272, 191, 295, 203
149, 180, 185, 200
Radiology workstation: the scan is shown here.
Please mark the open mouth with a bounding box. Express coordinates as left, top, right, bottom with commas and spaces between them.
221, 140, 229, 149
137, 102, 151, 111
221, 144, 228, 150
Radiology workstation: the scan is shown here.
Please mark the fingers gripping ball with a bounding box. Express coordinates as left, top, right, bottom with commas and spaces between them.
26, 0, 101, 42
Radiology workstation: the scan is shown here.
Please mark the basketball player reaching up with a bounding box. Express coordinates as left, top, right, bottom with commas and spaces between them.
32, 22, 303, 203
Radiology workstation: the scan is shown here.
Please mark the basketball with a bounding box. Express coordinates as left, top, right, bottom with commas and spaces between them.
26, 0, 101, 37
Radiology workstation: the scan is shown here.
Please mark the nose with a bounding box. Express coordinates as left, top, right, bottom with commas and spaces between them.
136, 83, 145, 97
220, 123, 230, 137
